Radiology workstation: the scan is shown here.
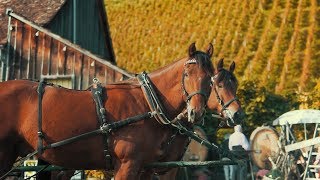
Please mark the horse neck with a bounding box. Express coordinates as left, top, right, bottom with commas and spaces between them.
148, 59, 186, 115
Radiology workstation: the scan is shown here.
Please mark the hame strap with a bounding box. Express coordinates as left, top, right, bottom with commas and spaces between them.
37, 81, 46, 154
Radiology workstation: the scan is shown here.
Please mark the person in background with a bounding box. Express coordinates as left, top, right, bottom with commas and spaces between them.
221, 133, 234, 180
228, 125, 250, 180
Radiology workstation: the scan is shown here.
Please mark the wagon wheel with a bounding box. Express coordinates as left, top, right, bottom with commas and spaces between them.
250, 126, 280, 170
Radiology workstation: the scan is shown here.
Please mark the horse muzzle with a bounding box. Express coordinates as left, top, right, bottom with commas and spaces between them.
187, 106, 205, 123
222, 109, 245, 127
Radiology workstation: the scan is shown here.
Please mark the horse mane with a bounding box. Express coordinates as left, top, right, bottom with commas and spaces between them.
150, 51, 214, 77
216, 69, 238, 90
191, 51, 214, 76
92, 50, 214, 88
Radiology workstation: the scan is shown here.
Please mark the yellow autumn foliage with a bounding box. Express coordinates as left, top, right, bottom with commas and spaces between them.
105, 0, 320, 95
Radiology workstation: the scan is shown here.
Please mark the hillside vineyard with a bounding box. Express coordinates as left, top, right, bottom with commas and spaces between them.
105, 0, 320, 94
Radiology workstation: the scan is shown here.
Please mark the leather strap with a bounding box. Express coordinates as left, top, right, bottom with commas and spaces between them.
37, 81, 46, 154
137, 72, 172, 125
91, 78, 112, 169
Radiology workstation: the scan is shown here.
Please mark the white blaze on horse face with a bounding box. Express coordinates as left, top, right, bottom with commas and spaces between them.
224, 109, 235, 126
187, 104, 196, 123
183, 63, 208, 124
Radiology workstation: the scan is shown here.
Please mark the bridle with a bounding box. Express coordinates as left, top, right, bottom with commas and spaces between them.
181, 58, 210, 103
211, 73, 239, 126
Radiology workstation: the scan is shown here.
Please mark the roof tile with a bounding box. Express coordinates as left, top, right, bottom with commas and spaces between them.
0, 0, 66, 45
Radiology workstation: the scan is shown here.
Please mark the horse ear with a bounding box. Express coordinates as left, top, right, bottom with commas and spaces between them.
229, 61, 235, 73
217, 58, 224, 71
189, 42, 196, 57
206, 43, 214, 58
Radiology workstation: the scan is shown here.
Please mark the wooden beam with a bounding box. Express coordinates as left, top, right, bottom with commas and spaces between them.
285, 137, 320, 152
145, 160, 239, 168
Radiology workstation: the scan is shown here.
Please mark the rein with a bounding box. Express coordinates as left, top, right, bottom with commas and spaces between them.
160, 120, 245, 167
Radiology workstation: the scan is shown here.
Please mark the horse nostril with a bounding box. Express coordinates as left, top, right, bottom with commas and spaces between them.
190, 109, 195, 116
188, 108, 196, 122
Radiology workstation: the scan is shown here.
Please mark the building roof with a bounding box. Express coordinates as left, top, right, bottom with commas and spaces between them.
0, 0, 66, 45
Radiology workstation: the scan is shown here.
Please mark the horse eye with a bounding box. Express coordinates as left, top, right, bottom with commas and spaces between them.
218, 84, 223, 88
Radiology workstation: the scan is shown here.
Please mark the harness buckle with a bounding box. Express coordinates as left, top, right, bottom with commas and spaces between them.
37, 131, 44, 138
100, 108, 106, 114
93, 78, 100, 84
100, 123, 111, 133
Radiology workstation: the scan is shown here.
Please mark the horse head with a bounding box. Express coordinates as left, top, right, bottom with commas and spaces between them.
182, 42, 214, 123
207, 58, 244, 126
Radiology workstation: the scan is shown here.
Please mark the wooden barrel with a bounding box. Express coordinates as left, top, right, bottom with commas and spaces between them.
250, 126, 280, 170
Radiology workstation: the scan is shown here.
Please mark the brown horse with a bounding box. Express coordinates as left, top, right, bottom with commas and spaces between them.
156, 58, 244, 180
51, 59, 244, 180
207, 58, 244, 126
0, 43, 214, 180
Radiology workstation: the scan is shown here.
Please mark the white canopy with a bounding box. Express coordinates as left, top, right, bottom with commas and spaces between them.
272, 109, 320, 126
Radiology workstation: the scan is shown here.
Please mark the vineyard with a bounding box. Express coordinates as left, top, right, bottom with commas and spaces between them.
104, 0, 320, 96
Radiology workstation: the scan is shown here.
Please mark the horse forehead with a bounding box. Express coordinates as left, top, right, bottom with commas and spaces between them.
223, 78, 238, 91
216, 71, 236, 84
186, 62, 210, 74
184, 58, 197, 65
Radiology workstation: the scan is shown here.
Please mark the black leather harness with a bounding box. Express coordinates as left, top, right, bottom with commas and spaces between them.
32, 73, 241, 174
36, 79, 113, 168
90, 78, 112, 168
37, 81, 46, 155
